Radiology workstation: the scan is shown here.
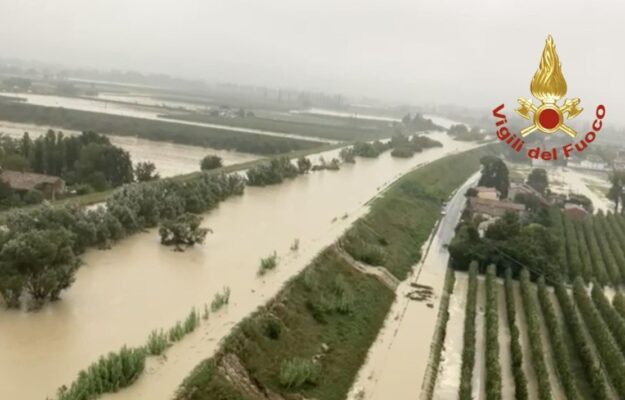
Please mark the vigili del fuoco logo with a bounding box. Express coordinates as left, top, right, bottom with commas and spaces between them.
492, 35, 605, 161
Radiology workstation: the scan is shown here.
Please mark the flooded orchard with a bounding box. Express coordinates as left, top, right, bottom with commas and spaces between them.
0, 131, 477, 399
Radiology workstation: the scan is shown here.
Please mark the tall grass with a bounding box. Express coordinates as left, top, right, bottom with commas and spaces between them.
55, 306, 205, 400
258, 251, 278, 275
56, 346, 146, 400
211, 287, 231, 312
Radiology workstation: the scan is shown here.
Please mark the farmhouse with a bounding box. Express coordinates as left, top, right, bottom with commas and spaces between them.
0, 170, 65, 200
469, 197, 526, 218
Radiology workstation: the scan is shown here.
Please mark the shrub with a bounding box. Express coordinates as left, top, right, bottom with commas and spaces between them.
23, 189, 44, 204
258, 252, 278, 276
278, 358, 320, 389
183, 307, 200, 334
168, 321, 185, 342
211, 287, 231, 312
146, 329, 170, 356
200, 155, 223, 171
56, 346, 146, 400
263, 316, 283, 340
159, 213, 210, 250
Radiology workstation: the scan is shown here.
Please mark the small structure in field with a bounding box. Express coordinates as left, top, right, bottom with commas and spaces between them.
563, 203, 589, 220
474, 186, 499, 201
0, 169, 65, 200
469, 197, 526, 218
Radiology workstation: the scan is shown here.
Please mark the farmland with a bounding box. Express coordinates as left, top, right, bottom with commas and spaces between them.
430, 162, 625, 399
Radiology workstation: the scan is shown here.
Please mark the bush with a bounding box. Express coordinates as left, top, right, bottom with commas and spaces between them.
391, 147, 414, 158
263, 316, 283, 340
200, 155, 223, 171
23, 189, 44, 204
246, 157, 299, 186
278, 358, 320, 389
146, 329, 170, 356
134, 161, 160, 182
56, 346, 146, 400
258, 251, 278, 276
339, 147, 355, 163
159, 213, 209, 250
211, 287, 231, 312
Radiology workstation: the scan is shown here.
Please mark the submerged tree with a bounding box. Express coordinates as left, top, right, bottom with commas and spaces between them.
200, 155, 223, 171
134, 161, 160, 182
0, 228, 79, 309
297, 157, 312, 173
159, 213, 210, 251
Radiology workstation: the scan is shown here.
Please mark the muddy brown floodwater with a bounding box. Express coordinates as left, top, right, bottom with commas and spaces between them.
0, 131, 478, 400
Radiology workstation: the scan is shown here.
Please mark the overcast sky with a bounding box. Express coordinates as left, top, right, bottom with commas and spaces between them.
0, 0, 623, 122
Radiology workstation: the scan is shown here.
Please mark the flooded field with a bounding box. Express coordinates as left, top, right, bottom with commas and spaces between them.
510, 163, 613, 213
0, 92, 331, 143
0, 132, 478, 400
0, 121, 259, 177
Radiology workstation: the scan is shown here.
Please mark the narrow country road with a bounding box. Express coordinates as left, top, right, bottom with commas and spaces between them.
347, 170, 481, 400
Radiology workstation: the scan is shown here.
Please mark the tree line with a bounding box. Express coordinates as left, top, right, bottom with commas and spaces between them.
0, 172, 245, 309
0, 130, 133, 205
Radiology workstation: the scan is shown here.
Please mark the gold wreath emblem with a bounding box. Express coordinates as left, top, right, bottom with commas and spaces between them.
515, 35, 583, 137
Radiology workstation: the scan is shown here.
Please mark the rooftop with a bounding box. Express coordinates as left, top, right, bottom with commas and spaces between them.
0, 170, 63, 191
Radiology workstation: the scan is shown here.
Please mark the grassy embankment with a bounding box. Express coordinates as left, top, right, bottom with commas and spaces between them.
174, 145, 495, 400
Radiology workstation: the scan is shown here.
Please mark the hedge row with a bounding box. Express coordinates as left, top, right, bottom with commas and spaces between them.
519, 269, 552, 400
581, 220, 610, 286
591, 284, 625, 358
573, 278, 625, 398
536, 277, 581, 400
485, 265, 502, 400
504, 268, 528, 400
458, 261, 479, 400
554, 282, 611, 400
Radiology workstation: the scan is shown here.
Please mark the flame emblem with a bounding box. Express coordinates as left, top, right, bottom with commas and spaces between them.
516, 35, 583, 137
